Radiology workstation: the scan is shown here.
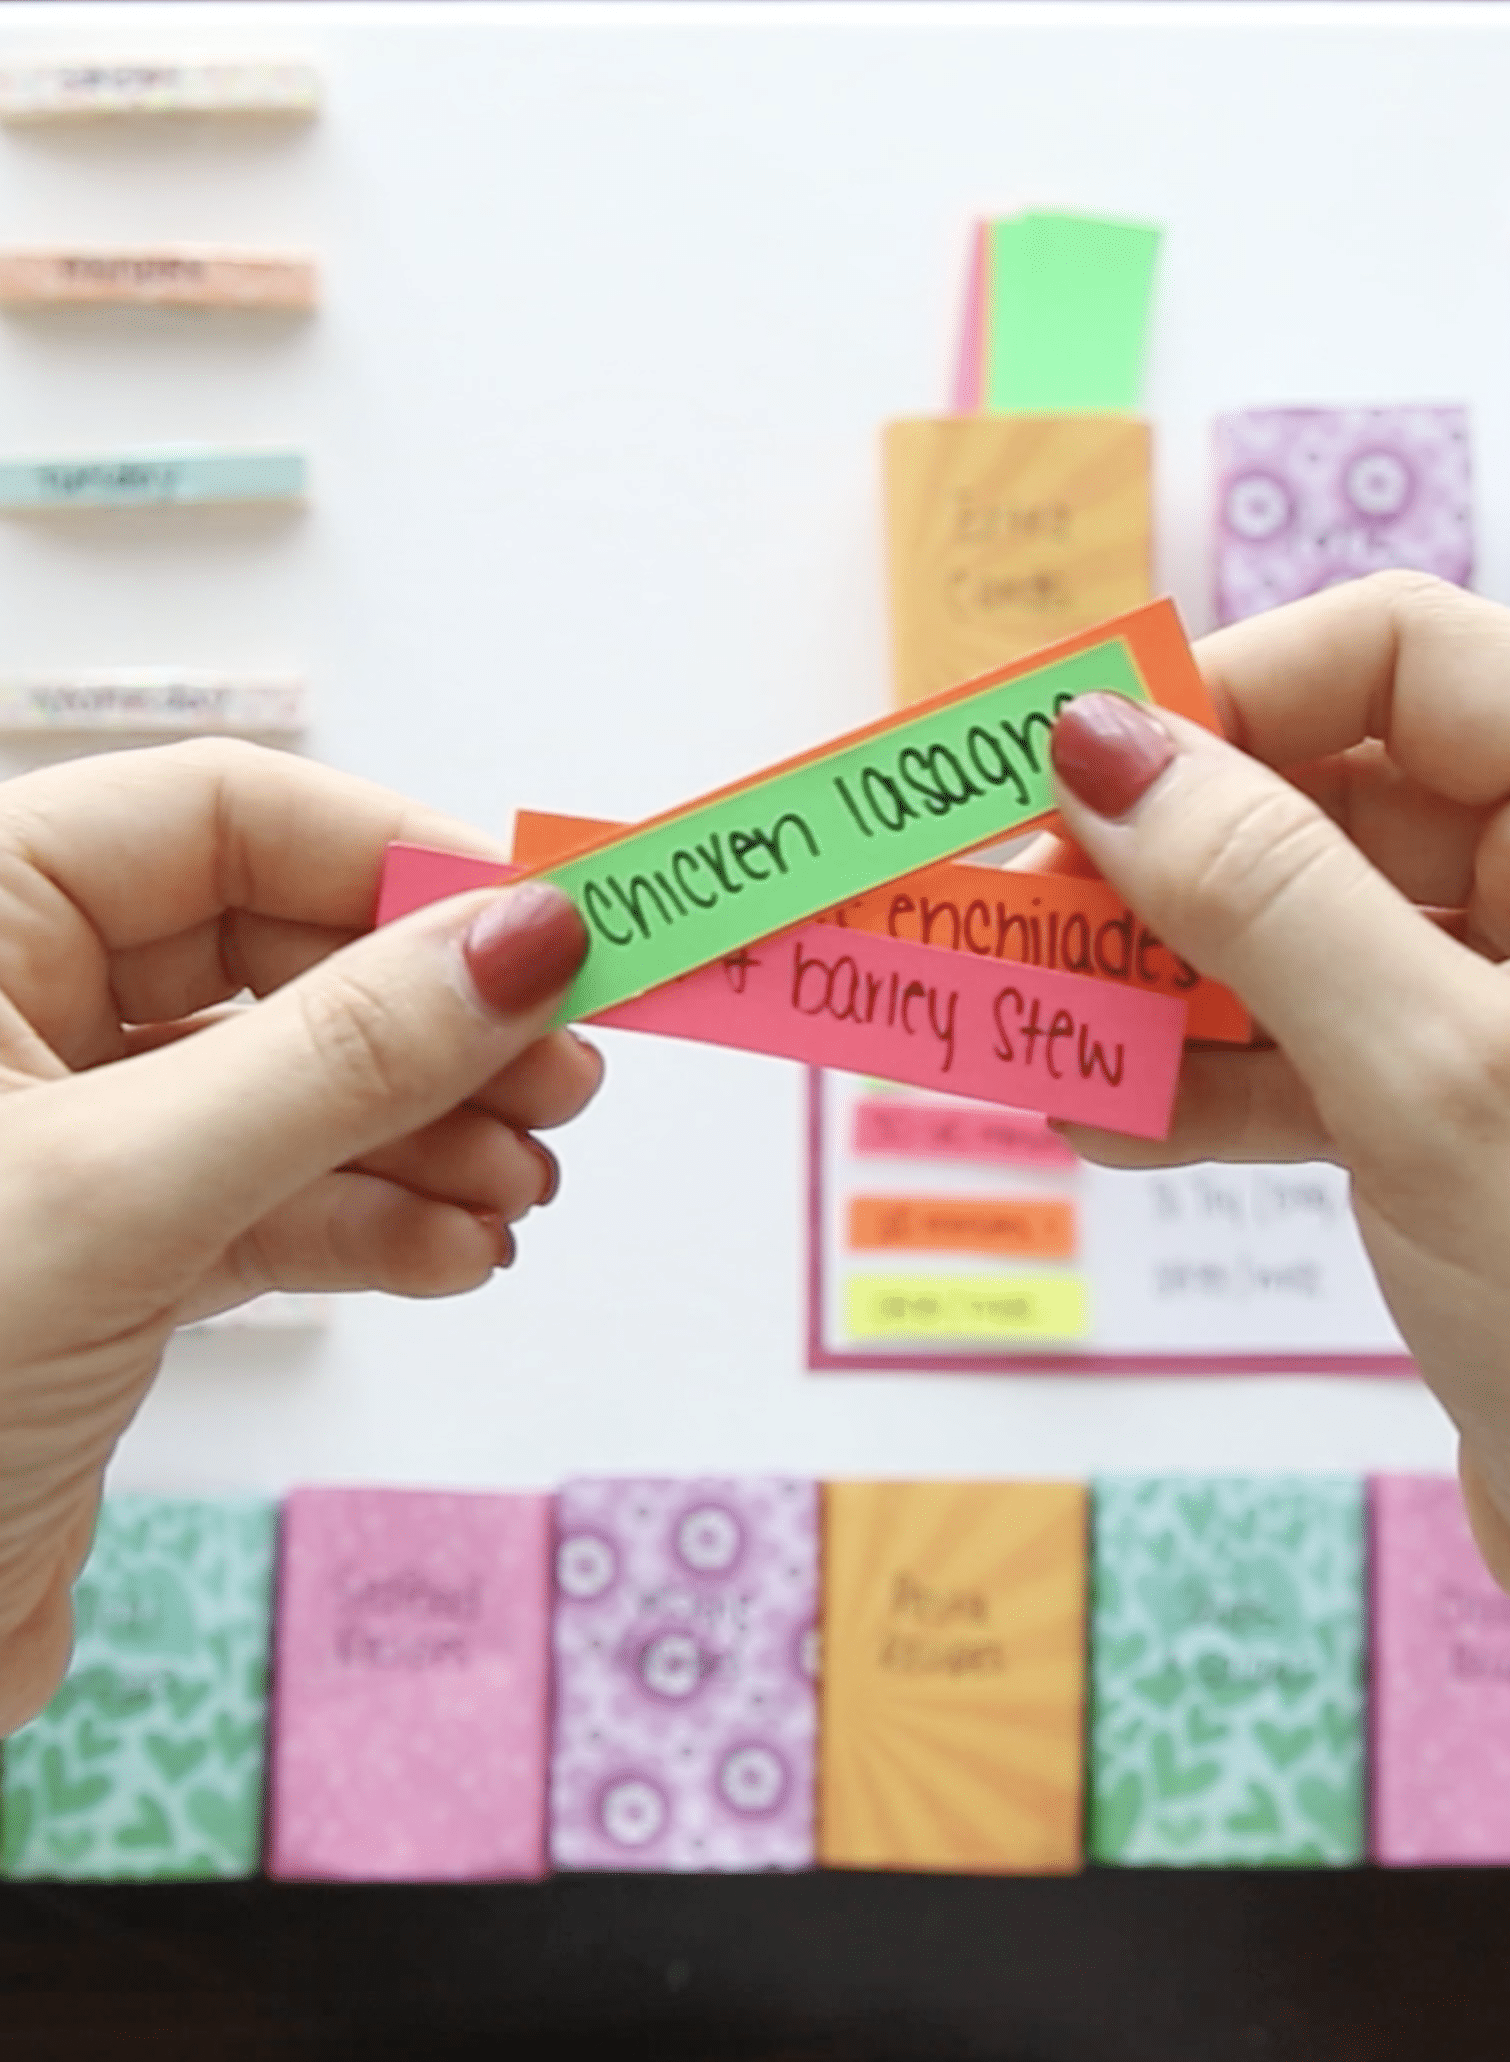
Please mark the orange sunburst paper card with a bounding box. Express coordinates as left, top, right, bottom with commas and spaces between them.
819, 1480, 1087, 1873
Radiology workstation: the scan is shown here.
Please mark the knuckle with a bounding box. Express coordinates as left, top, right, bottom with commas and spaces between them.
1419, 1003, 1510, 1142
1149, 783, 1341, 973
295, 968, 424, 1125
1358, 566, 1458, 614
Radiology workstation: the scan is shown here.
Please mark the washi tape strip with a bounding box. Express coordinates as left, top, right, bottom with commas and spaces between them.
0, 674, 307, 734
0, 249, 317, 310
513, 809, 1250, 1043
0, 62, 319, 121
431, 602, 1210, 1026
0, 448, 306, 510
378, 844, 1186, 1136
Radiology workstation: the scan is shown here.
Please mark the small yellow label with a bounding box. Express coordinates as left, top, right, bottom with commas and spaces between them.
846, 1273, 1088, 1341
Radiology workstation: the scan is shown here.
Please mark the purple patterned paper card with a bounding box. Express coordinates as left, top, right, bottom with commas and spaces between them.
1214, 406, 1472, 625
550, 1478, 818, 1872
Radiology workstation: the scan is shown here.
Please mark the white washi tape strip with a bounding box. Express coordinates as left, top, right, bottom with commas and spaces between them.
0, 61, 319, 120
0, 675, 307, 734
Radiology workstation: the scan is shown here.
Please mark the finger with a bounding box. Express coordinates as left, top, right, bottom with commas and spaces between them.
1056, 1046, 1334, 1170
470, 1030, 605, 1131
1459, 1446, 1510, 1596
1290, 741, 1490, 911
107, 911, 359, 1028
1198, 571, 1510, 804
351, 1105, 558, 1220
118, 1016, 588, 1203
1048, 694, 1506, 1161
43, 879, 592, 1271
0, 735, 512, 955
0, 983, 65, 1084
213, 1170, 513, 1303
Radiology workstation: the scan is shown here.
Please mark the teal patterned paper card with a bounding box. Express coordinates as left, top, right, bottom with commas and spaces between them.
1, 1497, 275, 1880
1089, 1477, 1365, 1867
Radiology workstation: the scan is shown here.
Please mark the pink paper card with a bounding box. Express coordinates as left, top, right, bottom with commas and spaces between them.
1371, 1475, 1510, 1865
379, 844, 1186, 1139
852, 1095, 1080, 1168
952, 220, 988, 413
267, 1487, 552, 1882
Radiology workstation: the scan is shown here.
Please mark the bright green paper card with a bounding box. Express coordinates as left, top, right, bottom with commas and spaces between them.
542, 631, 1154, 1026
986, 212, 1161, 413
1, 1497, 275, 1880
1089, 1477, 1365, 1867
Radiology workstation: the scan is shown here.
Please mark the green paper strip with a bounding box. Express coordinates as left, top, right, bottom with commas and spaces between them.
986, 212, 1161, 413
542, 632, 1149, 1025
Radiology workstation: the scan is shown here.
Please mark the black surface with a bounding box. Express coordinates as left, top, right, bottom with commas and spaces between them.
5, 1868, 1510, 2060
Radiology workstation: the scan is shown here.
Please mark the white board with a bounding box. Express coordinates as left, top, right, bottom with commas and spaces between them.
0, 0, 1489, 1493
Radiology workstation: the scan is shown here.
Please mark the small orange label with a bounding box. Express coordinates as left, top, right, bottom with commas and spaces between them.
847, 1194, 1075, 1259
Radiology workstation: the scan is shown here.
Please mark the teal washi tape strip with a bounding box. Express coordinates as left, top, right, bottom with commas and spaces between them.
539, 614, 1170, 1026
0, 448, 306, 509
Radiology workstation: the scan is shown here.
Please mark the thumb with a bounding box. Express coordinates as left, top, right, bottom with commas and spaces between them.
1047, 694, 1498, 1145
63, 880, 589, 1251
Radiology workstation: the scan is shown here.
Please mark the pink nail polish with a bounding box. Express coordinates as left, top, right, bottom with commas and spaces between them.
463, 884, 588, 1018
1050, 694, 1177, 819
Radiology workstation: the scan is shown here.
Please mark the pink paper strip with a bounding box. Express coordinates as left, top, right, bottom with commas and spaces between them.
379, 843, 1185, 1137
852, 1096, 1080, 1169
1371, 1474, 1510, 1865
267, 1487, 552, 1882
951, 219, 988, 413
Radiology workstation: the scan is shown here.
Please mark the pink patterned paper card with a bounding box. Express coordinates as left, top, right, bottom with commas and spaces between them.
267, 1487, 552, 1882
1371, 1475, 1510, 1865
550, 1478, 818, 1872
1214, 406, 1472, 626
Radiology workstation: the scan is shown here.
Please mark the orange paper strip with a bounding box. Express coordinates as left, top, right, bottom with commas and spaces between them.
847, 1194, 1075, 1259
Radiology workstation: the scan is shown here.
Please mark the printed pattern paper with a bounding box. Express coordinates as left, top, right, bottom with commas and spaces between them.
550, 1478, 817, 1871
1090, 1477, 1365, 1866
1214, 407, 1471, 625
883, 415, 1152, 705
267, 1488, 552, 1881
820, 1481, 1087, 1872
1, 1498, 275, 1880
1371, 1474, 1510, 1864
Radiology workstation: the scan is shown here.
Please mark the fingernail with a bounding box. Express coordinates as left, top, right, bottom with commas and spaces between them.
1050, 694, 1177, 820
463, 883, 588, 1018
515, 1130, 560, 1207
569, 1032, 607, 1095
475, 1211, 515, 1269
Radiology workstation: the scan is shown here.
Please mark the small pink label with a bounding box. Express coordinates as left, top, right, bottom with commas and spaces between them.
851, 1097, 1080, 1168
1371, 1474, 1510, 1865
379, 843, 1185, 1139
267, 1487, 552, 1882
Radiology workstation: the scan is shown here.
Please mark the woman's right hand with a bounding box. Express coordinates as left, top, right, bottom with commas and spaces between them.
1045, 573, 1510, 1586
